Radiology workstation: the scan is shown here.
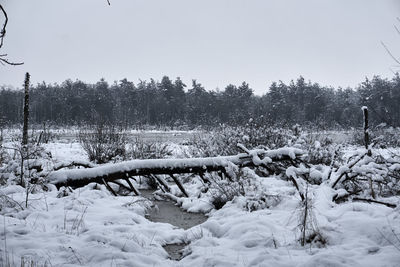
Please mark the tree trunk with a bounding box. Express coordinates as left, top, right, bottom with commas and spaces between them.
49, 148, 304, 189
22, 72, 30, 146
362, 106, 371, 156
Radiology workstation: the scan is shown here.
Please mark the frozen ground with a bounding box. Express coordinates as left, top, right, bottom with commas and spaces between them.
1, 133, 400, 266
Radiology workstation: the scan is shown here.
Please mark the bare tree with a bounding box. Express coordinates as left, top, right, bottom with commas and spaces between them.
0, 4, 23, 65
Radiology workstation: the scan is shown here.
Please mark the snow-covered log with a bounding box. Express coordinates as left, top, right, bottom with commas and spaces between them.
48, 147, 304, 190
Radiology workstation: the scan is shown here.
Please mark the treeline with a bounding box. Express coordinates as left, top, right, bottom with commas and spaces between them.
1, 75, 400, 128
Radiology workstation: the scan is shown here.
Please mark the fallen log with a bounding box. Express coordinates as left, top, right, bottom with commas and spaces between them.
48, 147, 304, 191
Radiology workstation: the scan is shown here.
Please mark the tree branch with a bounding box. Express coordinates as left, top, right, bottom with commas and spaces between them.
0, 4, 8, 49
395, 25, 400, 36
381, 41, 400, 65
0, 4, 23, 65
352, 197, 396, 208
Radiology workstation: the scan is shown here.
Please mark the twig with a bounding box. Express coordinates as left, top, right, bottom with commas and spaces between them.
68, 247, 83, 265
377, 227, 400, 251
286, 173, 305, 201
331, 153, 367, 188
301, 185, 309, 246
352, 197, 396, 208
0, 193, 24, 210
395, 25, 400, 36
381, 41, 400, 65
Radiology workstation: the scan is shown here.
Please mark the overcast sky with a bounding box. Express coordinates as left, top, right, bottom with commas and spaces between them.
1, 0, 399, 94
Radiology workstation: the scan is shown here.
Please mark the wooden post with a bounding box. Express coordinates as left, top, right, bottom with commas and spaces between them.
22, 72, 30, 146
362, 106, 372, 156
19, 73, 30, 186
362, 106, 375, 198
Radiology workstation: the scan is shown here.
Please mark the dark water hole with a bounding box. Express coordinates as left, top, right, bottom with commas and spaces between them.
140, 190, 207, 260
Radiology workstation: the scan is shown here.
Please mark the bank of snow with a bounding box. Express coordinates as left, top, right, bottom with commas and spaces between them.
177, 178, 400, 267
1, 140, 400, 266
2, 174, 399, 266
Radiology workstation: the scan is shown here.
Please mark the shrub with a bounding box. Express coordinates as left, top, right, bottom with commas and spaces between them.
34, 122, 55, 144
299, 133, 343, 166
191, 123, 296, 157
244, 193, 281, 212
129, 137, 171, 159
0, 142, 48, 186
207, 164, 259, 209
0, 145, 8, 167
297, 186, 327, 247
78, 124, 127, 163
352, 126, 400, 148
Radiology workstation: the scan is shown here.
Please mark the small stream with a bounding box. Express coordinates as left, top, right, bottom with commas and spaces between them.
140, 190, 208, 261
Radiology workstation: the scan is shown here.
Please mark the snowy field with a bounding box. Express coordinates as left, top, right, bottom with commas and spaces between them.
1, 127, 197, 143
1, 128, 400, 267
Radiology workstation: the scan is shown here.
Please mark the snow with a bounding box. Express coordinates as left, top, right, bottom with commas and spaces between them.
1, 185, 178, 266
177, 182, 400, 266
43, 142, 88, 163
1, 137, 400, 266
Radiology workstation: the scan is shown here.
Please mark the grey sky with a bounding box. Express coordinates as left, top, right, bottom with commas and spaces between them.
1, 0, 399, 94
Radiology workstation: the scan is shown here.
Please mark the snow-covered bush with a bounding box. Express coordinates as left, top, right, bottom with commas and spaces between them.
206, 164, 263, 209
33, 122, 56, 144
297, 187, 327, 247
352, 126, 400, 148
0, 143, 49, 186
0, 145, 9, 169
242, 193, 281, 212
78, 124, 127, 163
191, 123, 296, 157
330, 149, 400, 201
299, 134, 343, 166
128, 137, 172, 159
0, 189, 24, 213
0, 129, 8, 168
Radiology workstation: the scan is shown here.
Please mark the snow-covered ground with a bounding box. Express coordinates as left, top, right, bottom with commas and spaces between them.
1, 127, 198, 143
1, 136, 400, 266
